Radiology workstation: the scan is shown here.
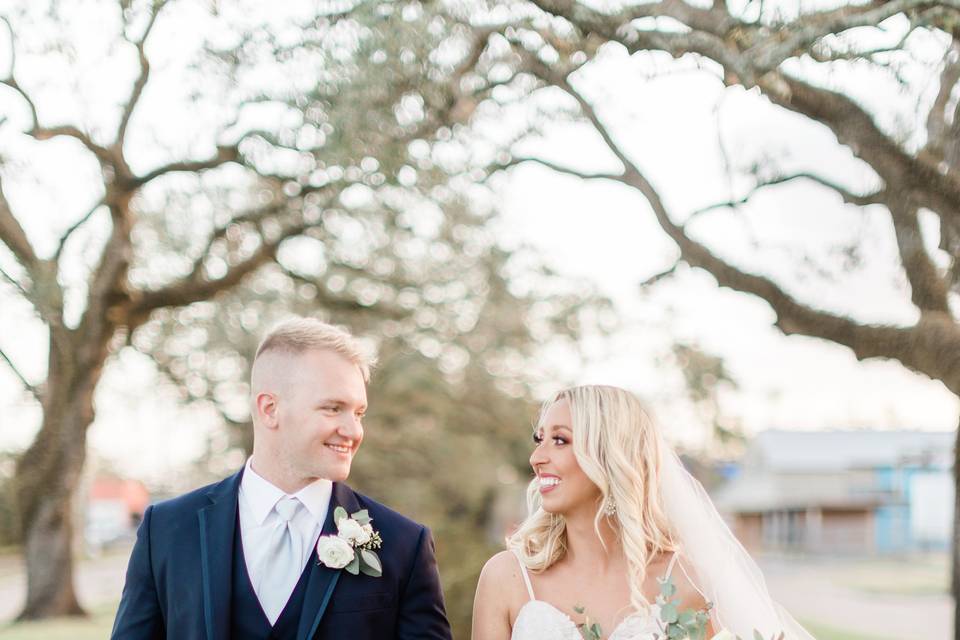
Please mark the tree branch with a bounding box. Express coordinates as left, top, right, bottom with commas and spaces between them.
53, 198, 105, 263
130, 145, 241, 187
888, 199, 951, 313
688, 172, 886, 221
116, 1, 165, 148
0, 175, 39, 270
0, 264, 30, 299
536, 52, 960, 394
129, 222, 312, 318
498, 155, 623, 181
924, 44, 960, 159
760, 72, 960, 225
0, 346, 40, 403
640, 261, 679, 287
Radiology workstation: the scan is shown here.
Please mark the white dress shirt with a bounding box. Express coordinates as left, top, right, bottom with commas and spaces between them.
238, 458, 332, 623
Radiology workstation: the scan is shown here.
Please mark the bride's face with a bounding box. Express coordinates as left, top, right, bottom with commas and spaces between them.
530, 399, 602, 517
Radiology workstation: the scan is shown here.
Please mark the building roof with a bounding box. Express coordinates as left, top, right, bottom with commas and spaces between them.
743, 429, 953, 472
711, 429, 953, 513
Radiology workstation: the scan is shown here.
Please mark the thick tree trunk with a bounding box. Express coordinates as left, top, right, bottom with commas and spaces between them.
13, 331, 107, 620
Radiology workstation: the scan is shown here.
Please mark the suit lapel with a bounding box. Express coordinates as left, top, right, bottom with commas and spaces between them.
198, 469, 243, 640
297, 482, 361, 640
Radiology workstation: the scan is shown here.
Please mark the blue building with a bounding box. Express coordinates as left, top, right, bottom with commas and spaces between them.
712, 430, 953, 555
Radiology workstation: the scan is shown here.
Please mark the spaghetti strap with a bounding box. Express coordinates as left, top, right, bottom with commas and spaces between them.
510, 550, 536, 601
664, 552, 680, 580
668, 550, 711, 602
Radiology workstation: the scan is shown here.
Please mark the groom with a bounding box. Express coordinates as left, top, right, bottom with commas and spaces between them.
111, 318, 452, 639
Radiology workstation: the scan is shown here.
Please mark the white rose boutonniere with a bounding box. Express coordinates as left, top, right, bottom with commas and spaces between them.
316, 506, 383, 577
315, 536, 354, 569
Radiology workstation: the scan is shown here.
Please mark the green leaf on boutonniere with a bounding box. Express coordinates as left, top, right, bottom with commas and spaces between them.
344, 553, 361, 575
359, 550, 382, 577
352, 509, 371, 526
334, 506, 348, 525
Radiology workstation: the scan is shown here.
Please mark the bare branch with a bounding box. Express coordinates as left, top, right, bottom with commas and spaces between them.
183, 202, 286, 282
640, 261, 679, 288
888, 199, 951, 313
0, 346, 40, 403
129, 222, 313, 318
0, 175, 39, 269
531, 47, 960, 393
116, 1, 166, 148
131, 145, 241, 187
688, 172, 886, 221
499, 155, 623, 181
925, 44, 960, 158
0, 264, 30, 299
760, 72, 960, 225
0, 16, 40, 129
278, 265, 408, 319
53, 198, 106, 263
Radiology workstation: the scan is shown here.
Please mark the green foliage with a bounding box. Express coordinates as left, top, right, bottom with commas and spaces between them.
573, 604, 602, 640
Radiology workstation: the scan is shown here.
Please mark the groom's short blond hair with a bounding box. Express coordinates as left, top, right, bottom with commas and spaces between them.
253, 317, 375, 382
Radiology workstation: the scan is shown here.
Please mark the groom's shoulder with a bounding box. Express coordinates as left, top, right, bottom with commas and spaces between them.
149, 473, 238, 519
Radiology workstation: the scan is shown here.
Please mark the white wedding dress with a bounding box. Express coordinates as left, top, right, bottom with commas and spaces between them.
510, 551, 679, 640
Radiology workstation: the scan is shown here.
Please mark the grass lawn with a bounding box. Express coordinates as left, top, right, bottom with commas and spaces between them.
838, 554, 949, 597
0, 604, 116, 640
801, 618, 897, 640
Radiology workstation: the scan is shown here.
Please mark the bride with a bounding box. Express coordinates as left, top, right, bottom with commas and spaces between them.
472, 385, 814, 640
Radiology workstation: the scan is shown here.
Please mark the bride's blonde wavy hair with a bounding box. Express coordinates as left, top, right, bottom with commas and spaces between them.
506, 385, 679, 614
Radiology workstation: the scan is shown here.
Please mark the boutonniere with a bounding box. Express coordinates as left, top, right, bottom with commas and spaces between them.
315, 507, 383, 577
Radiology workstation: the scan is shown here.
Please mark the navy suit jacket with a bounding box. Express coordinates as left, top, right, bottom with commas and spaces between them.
111, 469, 452, 640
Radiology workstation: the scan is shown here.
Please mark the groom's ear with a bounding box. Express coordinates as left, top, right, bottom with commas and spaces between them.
255, 392, 280, 429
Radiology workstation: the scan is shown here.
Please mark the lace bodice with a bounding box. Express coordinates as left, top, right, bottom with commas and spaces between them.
509, 552, 677, 640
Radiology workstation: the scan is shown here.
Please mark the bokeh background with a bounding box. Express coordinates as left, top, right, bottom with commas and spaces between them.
0, 0, 957, 638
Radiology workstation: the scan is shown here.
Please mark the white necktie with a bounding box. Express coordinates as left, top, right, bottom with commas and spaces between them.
257, 496, 304, 624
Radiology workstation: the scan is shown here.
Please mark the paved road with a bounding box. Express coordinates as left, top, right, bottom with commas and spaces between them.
0, 544, 132, 622
0, 548, 952, 639
760, 554, 950, 639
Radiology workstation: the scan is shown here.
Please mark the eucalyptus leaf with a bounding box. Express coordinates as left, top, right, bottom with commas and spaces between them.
660, 603, 678, 624
334, 506, 348, 525
345, 553, 360, 575
352, 509, 371, 525
659, 577, 677, 598
361, 549, 382, 572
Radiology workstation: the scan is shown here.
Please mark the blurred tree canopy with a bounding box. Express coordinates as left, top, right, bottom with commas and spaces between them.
478, 0, 960, 634
0, 0, 609, 625
138, 196, 605, 636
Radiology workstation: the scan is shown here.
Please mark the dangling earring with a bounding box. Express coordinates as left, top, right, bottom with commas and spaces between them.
603, 496, 617, 517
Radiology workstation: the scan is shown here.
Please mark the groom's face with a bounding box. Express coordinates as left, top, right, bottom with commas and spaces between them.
275, 348, 368, 482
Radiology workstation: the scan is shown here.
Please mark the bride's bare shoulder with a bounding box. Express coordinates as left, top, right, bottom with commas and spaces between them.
473, 551, 530, 639
478, 550, 528, 596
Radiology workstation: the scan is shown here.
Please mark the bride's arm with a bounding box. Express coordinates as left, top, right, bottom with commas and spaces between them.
472, 551, 519, 640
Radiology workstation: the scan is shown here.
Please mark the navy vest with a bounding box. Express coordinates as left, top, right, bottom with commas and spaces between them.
231, 515, 314, 639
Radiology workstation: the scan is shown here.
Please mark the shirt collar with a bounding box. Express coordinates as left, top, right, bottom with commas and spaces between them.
240, 458, 333, 527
